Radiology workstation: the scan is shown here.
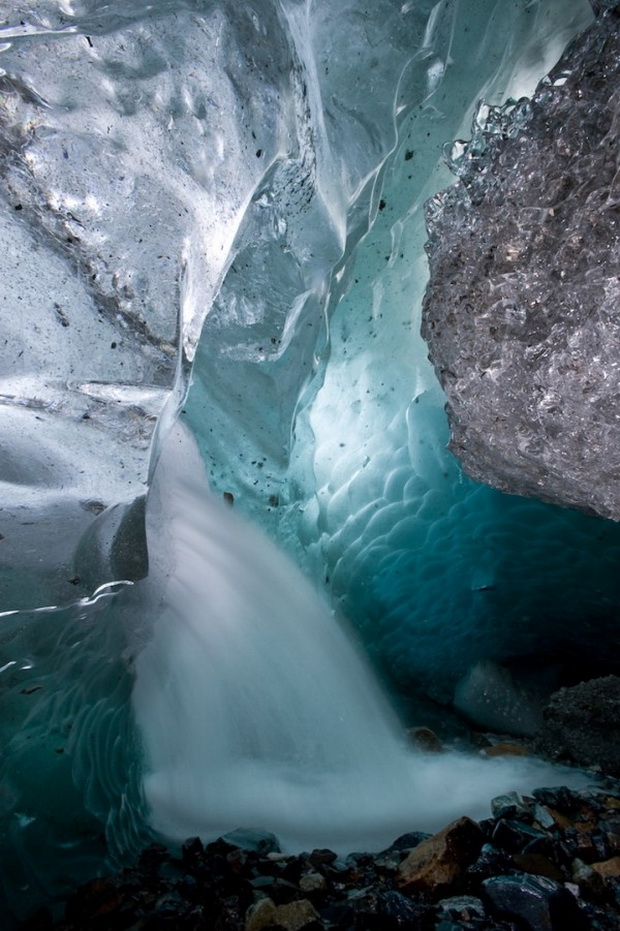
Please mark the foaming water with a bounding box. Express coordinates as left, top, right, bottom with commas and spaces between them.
132, 424, 591, 854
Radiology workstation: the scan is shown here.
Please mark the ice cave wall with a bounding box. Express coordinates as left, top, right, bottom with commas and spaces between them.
2, 0, 620, 705
184, 0, 620, 703
1, 0, 620, 919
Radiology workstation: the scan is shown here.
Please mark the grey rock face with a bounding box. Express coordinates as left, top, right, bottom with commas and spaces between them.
535, 674, 620, 774
422, 6, 620, 520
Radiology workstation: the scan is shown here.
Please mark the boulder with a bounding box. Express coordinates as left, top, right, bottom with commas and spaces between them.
396, 816, 484, 897
422, 5, 620, 521
245, 897, 319, 931
534, 675, 620, 775
482, 873, 587, 931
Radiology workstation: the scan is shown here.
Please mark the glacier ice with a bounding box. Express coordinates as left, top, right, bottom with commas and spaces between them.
0, 0, 618, 921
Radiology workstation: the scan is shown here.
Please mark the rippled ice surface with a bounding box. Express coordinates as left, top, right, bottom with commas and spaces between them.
0, 0, 617, 922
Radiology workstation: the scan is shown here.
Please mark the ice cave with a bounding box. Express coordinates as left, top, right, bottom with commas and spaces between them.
1, 0, 620, 925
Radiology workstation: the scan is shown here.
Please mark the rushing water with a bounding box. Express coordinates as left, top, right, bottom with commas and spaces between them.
133, 423, 590, 852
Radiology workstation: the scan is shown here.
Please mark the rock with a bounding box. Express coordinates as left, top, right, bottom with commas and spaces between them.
531, 786, 584, 817
37, 782, 620, 930
383, 831, 432, 854
308, 849, 338, 866
533, 804, 559, 831
482, 742, 530, 759
421, 5, 620, 521
221, 828, 281, 854
273, 899, 321, 931
435, 895, 486, 921
396, 816, 484, 897
245, 896, 320, 931
352, 889, 428, 930
591, 856, 620, 880
406, 726, 443, 752
63, 878, 124, 924
490, 791, 531, 821
482, 873, 587, 931
464, 842, 513, 886
492, 819, 552, 855
511, 852, 566, 883
535, 676, 620, 775
454, 661, 547, 738
319, 903, 355, 927
572, 857, 606, 895
245, 897, 278, 931
298, 870, 327, 892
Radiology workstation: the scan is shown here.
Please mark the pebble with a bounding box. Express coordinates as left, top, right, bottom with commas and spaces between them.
22, 780, 620, 931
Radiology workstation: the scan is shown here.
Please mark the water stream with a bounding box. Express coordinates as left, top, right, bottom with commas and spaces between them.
132, 423, 589, 855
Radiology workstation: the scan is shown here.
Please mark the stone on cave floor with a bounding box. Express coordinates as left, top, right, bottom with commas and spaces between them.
591, 855, 620, 879
481, 741, 530, 759
406, 725, 443, 753
481, 873, 588, 931
245, 897, 319, 931
29, 782, 620, 930
534, 675, 620, 775
453, 660, 551, 738
490, 792, 533, 822
422, 3, 620, 521
396, 816, 484, 897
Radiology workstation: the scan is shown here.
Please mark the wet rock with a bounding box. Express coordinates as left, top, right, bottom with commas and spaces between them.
382, 832, 432, 855
490, 792, 532, 822
37, 783, 620, 931
491, 819, 552, 855
63, 878, 124, 925
572, 857, 606, 896
454, 661, 546, 737
245, 896, 320, 931
531, 786, 587, 816
308, 849, 338, 867
535, 676, 620, 775
463, 842, 513, 888
532, 804, 559, 831
577, 900, 620, 931
481, 742, 530, 759
318, 902, 355, 928
222, 828, 281, 854
245, 897, 278, 931
351, 889, 427, 930
298, 871, 328, 893
481, 872, 587, 931
397, 816, 484, 897
406, 727, 443, 753
591, 856, 620, 880
435, 895, 486, 922
511, 852, 566, 884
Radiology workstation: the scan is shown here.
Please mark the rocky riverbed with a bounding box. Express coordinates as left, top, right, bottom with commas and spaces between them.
21, 775, 620, 931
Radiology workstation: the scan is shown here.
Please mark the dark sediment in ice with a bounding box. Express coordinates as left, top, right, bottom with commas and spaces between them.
422, 4, 620, 521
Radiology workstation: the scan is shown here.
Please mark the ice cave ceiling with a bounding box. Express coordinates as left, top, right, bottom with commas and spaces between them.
1, 0, 620, 919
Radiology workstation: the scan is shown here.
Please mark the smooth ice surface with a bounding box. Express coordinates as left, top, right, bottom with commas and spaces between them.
133, 424, 591, 853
